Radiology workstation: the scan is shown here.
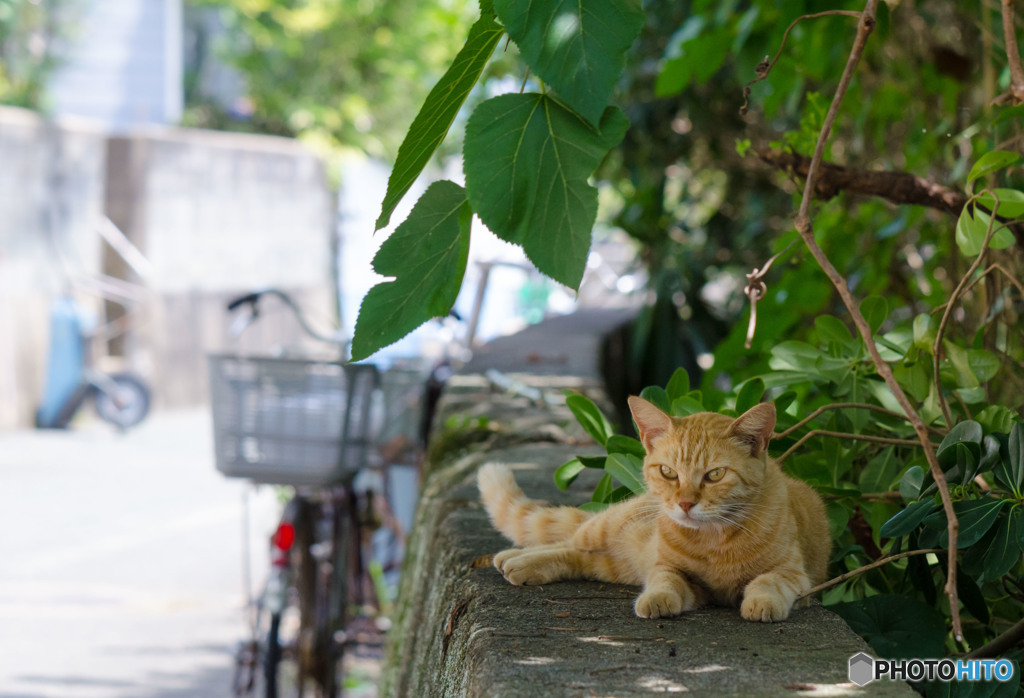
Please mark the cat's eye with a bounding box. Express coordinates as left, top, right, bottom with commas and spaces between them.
705, 467, 726, 482
659, 464, 677, 480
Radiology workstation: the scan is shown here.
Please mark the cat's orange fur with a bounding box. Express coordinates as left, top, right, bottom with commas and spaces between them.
477, 397, 830, 622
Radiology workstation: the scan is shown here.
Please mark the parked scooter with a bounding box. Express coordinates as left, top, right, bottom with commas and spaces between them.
35, 294, 151, 430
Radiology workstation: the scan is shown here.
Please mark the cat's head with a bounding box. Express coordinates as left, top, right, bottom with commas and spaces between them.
627, 396, 776, 532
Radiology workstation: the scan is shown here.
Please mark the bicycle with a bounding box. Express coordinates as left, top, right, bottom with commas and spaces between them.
210, 289, 424, 698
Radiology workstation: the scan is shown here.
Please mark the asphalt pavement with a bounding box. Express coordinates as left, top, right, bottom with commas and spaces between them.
0, 409, 279, 698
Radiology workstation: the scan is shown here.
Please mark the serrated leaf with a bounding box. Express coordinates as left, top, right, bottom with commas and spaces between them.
605, 453, 646, 495
555, 458, 585, 490
966, 150, 1020, 185
464, 95, 628, 288
981, 513, 1018, 581
665, 368, 690, 402
351, 181, 471, 361
495, 0, 644, 126
374, 11, 503, 230
566, 393, 613, 446
606, 435, 646, 458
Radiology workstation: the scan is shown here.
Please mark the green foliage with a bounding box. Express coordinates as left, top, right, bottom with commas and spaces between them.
350, 181, 471, 361
351, 0, 641, 358
0, 0, 76, 108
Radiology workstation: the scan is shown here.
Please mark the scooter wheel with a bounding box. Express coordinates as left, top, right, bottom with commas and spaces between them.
95, 372, 151, 429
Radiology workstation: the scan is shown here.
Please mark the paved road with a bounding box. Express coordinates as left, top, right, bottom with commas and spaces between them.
0, 410, 279, 698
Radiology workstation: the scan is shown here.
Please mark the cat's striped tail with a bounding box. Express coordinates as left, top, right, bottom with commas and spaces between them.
477, 463, 592, 546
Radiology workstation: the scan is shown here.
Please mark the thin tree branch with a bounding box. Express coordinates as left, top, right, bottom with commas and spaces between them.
759, 150, 968, 216
965, 617, 1024, 659
776, 429, 930, 464
740, 11, 862, 115
788, 0, 963, 641
1000, 0, 1024, 103
797, 548, 944, 600
932, 262, 1024, 313
933, 191, 1002, 428
773, 402, 945, 440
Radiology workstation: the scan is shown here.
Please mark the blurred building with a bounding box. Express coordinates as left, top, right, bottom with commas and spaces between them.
49, 0, 184, 129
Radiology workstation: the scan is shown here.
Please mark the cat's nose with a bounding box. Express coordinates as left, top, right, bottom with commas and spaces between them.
678, 500, 695, 514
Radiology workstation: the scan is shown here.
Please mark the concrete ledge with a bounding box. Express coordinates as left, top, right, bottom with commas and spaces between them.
382, 312, 915, 697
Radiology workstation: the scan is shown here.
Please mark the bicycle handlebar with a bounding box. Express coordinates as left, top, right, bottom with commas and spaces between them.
226, 288, 348, 349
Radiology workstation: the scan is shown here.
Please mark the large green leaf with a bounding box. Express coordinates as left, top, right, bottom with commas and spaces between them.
566, 393, 613, 446
555, 458, 585, 491
859, 448, 900, 493
605, 453, 646, 495
351, 181, 471, 361
463, 94, 628, 288
933, 497, 1008, 548
966, 150, 1020, 186
976, 188, 1024, 219
829, 594, 947, 659
880, 498, 935, 537
374, 8, 503, 230
606, 435, 646, 458
665, 368, 691, 402
981, 513, 1018, 581
495, 0, 644, 126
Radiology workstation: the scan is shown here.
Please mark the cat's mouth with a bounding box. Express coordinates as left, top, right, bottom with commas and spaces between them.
667, 508, 703, 529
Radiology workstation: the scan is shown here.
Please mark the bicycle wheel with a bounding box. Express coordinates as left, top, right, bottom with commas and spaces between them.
264, 612, 283, 698
94, 372, 150, 428
316, 493, 353, 697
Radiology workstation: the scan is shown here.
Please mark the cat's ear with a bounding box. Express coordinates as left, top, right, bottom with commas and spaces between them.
727, 402, 776, 457
628, 396, 672, 451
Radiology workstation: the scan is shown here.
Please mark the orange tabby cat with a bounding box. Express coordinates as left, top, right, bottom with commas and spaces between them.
478, 397, 830, 621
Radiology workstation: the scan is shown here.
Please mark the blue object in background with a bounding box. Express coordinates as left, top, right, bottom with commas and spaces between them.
36, 296, 87, 428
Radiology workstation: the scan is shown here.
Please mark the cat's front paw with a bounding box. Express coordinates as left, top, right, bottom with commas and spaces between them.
492, 548, 558, 586
635, 589, 687, 619
740, 591, 791, 622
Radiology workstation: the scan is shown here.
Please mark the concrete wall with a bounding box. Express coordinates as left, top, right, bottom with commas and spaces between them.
0, 106, 335, 427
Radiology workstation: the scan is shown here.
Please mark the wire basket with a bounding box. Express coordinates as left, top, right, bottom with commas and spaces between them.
209, 354, 379, 485
375, 363, 430, 466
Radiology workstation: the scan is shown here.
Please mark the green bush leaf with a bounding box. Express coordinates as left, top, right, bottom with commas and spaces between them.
566, 393, 613, 446
351, 181, 471, 361
665, 368, 690, 402
734, 378, 765, 415
1007, 423, 1024, 494
943, 341, 980, 389
975, 407, 1016, 434
937, 498, 1008, 548
374, 9, 503, 230
859, 448, 900, 493
671, 396, 705, 417
639, 385, 671, 414
880, 498, 935, 537
605, 453, 646, 495
981, 513, 1018, 581
1016, 507, 1024, 554
966, 150, 1020, 185
936, 420, 983, 463
555, 458, 585, 490
955, 206, 1014, 256
860, 295, 889, 333
899, 465, 925, 502
815, 314, 854, 345
967, 349, 1001, 383
463, 94, 629, 289
495, 0, 645, 126
591, 472, 615, 503
579, 455, 609, 468
606, 435, 646, 458
976, 188, 1024, 219
956, 570, 989, 624
829, 594, 946, 659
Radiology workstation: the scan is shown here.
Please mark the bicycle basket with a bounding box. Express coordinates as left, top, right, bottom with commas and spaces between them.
209, 354, 379, 485
375, 364, 429, 465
